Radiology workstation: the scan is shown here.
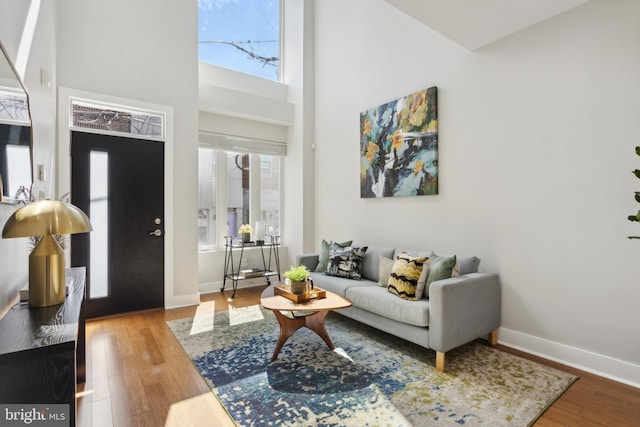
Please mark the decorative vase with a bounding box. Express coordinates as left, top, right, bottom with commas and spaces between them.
242, 232, 251, 243
290, 281, 307, 295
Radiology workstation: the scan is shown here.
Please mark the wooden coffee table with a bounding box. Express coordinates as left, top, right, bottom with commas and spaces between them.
260, 285, 352, 361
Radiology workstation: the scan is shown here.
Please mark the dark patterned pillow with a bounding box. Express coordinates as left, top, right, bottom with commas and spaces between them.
326, 242, 368, 280
316, 239, 353, 272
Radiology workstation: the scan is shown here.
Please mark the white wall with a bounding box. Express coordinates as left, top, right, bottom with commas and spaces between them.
314, 0, 640, 386
55, 0, 200, 306
24, 1, 57, 200
0, 0, 56, 314
283, 0, 316, 259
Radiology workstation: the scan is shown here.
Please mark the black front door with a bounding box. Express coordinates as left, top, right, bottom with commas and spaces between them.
71, 131, 164, 318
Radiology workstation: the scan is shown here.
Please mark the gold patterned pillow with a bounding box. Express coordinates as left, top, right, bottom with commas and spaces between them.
387, 252, 427, 300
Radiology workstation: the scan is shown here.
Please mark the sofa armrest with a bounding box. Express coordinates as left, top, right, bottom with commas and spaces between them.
428, 272, 501, 353
296, 253, 320, 271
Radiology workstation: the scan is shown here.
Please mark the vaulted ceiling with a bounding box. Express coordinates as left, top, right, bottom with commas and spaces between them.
383, 0, 590, 50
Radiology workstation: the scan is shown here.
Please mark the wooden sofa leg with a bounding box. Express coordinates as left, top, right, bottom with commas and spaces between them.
489, 328, 499, 346
436, 351, 445, 372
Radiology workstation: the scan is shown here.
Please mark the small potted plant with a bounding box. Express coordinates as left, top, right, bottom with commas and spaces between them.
284, 265, 310, 295
238, 224, 253, 243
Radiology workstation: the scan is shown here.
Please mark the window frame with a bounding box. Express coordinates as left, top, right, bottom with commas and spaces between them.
197, 0, 283, 83
197, 145, 283, 251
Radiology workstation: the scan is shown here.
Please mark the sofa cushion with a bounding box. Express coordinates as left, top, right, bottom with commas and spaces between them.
346, 285, 430, 327
309, 271, 368, 298
326, 243, 368, 280
355, 245, 395, 282
393, 248, 480, 275
455, 255, 480, 275
316, 239, 353, 272
387, 252, 427, 300
377, 256, 394, 286
425, 253, 457, 297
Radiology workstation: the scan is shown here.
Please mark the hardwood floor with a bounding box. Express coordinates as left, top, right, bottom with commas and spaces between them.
77, 285, 640, 426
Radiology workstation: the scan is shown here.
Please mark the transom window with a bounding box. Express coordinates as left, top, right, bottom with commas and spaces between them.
0, 89, 29, 124
70, 99, 165, 139
198, 0, 281, 82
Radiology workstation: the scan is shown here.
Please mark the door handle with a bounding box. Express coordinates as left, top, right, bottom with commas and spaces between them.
150, 229, 162, 237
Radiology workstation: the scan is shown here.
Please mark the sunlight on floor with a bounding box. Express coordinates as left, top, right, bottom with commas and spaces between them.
190, 301, 216, 335
228, 304, 264, 326
331, 347, 409, 424
75, 389, 94, 398
333, 347, 355, 363
165, 392, 234, 427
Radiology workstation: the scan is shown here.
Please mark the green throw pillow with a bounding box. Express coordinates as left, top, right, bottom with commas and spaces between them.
387, 252, 427, 300
425, 253, 457, 297
316, 239, 352, 272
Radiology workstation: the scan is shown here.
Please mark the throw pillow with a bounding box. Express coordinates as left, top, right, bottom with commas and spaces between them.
424, 253, 457, 297
387, 252, 427, 300
452, 261, 461, 277
415, 262, 431, 299
326, 243, 368, 280
316, 239, 353, 272
377, 256, 395, 286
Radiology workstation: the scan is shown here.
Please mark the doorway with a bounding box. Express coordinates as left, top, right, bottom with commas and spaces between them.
71, 131, 164, 318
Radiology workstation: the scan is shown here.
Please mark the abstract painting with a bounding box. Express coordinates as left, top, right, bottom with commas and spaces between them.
360, 86, 438, 198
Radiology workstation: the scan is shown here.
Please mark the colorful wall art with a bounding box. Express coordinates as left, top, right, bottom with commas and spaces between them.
360, 86, 438, 198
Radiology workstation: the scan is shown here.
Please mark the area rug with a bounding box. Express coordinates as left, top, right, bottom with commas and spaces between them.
167, 304, 577, 426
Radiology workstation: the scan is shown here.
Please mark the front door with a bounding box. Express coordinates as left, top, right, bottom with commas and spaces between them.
71, 131, 164, 318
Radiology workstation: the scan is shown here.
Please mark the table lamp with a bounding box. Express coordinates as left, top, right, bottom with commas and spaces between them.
2, 199, 91, 307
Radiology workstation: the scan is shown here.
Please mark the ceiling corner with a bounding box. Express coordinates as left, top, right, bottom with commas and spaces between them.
383, 0, 591, 51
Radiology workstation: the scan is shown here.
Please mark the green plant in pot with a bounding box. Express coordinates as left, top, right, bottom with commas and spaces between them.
629, 146, 640, 239
284, 265, 311, 295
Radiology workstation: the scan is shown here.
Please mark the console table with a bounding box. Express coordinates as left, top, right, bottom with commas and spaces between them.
222, 235, 281, 298
0, 267, 86, 426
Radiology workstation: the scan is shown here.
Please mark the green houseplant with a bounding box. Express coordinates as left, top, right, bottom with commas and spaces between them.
284, 265, 310, 295
628, 146, 640, 239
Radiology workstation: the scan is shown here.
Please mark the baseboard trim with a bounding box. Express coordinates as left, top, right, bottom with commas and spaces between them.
199, 279, 270, 295
499, 327, 640, 389
165, 293, 200, 310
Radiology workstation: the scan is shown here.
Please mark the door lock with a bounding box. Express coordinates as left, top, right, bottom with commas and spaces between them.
150, 229, 162, 237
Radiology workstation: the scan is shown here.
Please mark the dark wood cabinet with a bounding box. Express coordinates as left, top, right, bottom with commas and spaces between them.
0, 267, 86, 426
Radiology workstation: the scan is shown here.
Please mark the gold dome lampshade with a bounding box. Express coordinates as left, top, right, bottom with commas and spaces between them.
2, 199, 92, 307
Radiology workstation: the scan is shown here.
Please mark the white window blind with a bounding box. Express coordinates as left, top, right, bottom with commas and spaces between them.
198, 131, 286, 156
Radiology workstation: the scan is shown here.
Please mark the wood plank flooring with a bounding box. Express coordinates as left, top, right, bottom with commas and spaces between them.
77, 285, 640, 426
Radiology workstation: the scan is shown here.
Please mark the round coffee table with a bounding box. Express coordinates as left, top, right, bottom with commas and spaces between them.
260, 285, 352, 361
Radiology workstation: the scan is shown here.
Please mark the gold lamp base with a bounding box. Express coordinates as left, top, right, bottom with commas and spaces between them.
28, 235, 65, 307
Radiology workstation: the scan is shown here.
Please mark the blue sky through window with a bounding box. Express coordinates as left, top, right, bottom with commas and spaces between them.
198, 0, 280, 81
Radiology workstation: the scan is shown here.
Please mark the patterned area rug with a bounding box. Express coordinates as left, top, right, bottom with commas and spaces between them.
167, 304, 577, 426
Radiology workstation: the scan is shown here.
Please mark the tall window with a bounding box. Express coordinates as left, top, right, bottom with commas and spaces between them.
198, 0, 280, 82
198, 148, 217, 245
198, 148, 281, 249
259, 155, 280, 237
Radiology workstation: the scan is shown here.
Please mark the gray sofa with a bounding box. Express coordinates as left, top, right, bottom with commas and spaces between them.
297, 245, 501, 372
